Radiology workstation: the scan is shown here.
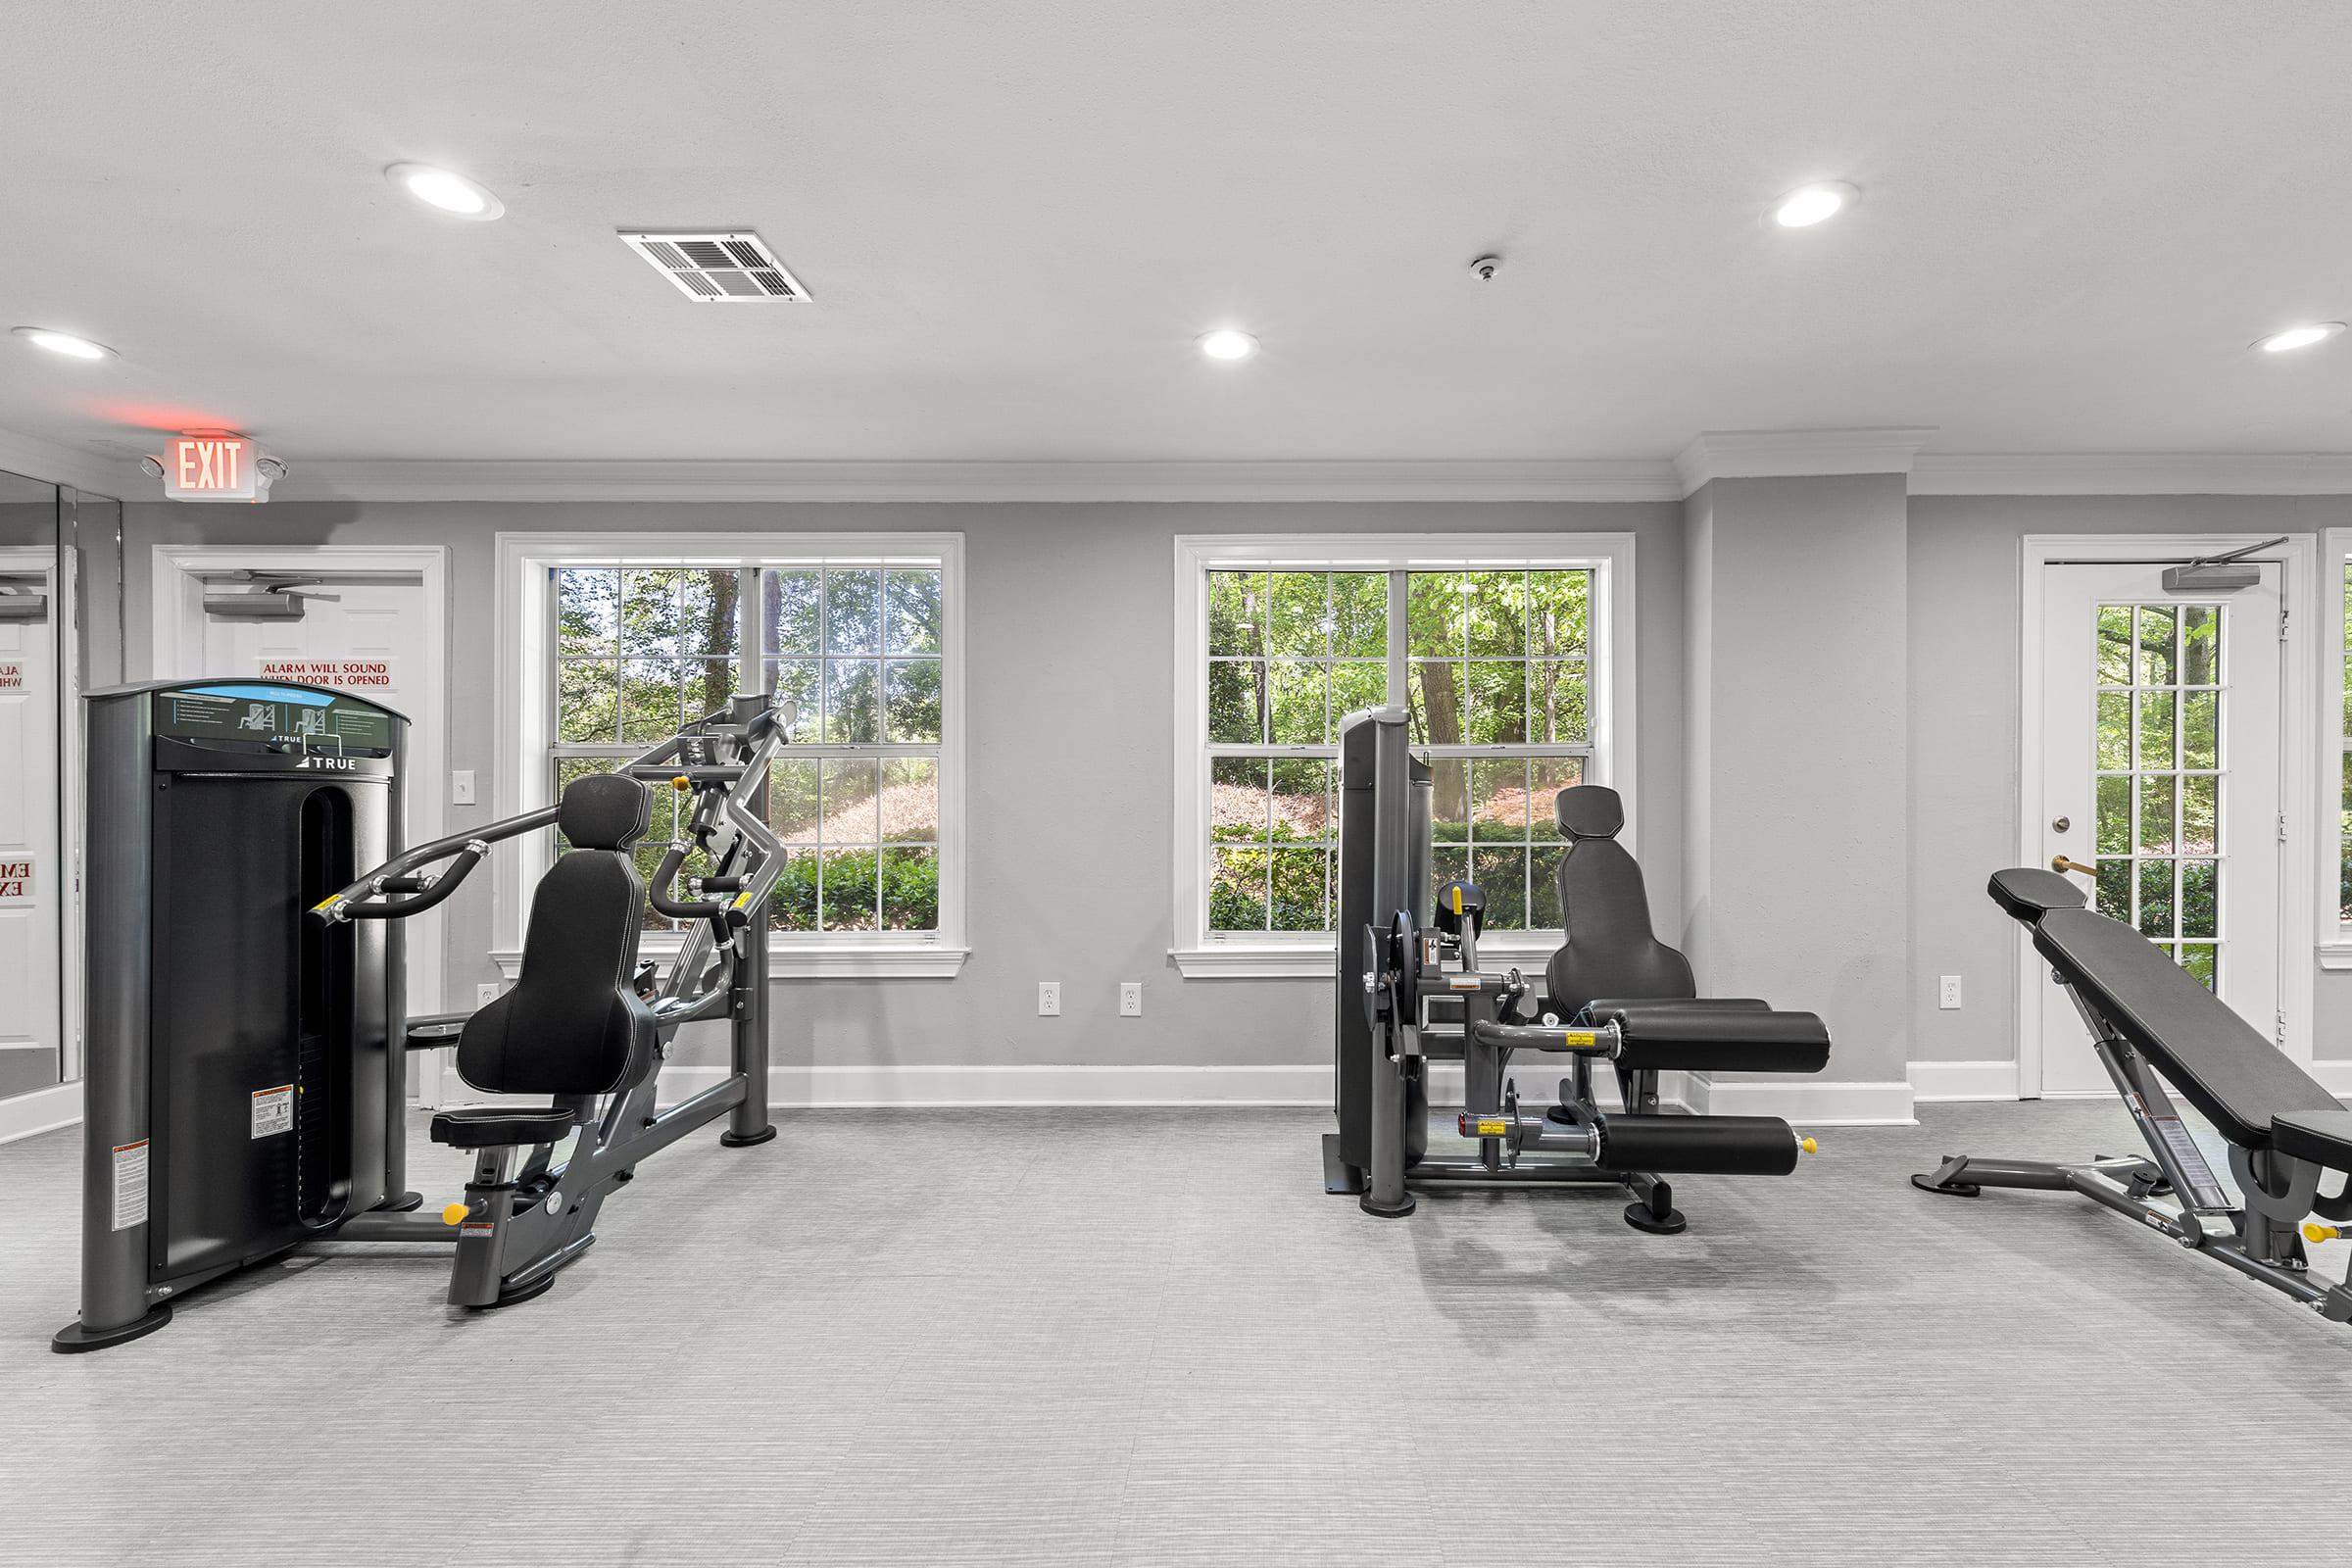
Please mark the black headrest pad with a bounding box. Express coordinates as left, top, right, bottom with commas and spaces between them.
1986, 867, 2087, 923
1555, 785, 1624, 841
559, 773, 652, 851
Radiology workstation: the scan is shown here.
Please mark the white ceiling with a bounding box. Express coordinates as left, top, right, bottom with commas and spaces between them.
3, 1, 2350, 469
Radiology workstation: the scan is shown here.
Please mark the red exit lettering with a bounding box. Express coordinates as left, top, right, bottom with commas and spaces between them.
172, 437, 246, 491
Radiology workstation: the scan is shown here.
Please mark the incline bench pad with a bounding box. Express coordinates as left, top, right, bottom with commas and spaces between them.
2271, 1109, 2352, 1171
2032, 907, 2339, 1148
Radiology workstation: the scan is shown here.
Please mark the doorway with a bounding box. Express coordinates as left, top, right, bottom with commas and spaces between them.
2020, 537, 2315, 1096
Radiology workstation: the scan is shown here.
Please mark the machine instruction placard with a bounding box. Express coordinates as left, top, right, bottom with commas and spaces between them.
0, 858, 29, 900
111, 1140, 149, 1231
251, 1085, 295, 1139
254, 659, 398, 695
0, 661, 21, 690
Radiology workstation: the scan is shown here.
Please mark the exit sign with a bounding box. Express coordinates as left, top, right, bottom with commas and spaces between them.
162, 433, 269, 502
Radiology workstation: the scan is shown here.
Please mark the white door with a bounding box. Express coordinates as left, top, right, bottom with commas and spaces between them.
2031, 562, 2284, 1095
152, 551, 447, 1042
0, 548, 61, 1099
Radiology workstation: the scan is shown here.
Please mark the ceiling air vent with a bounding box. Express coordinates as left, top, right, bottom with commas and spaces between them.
617, 230, 809, 303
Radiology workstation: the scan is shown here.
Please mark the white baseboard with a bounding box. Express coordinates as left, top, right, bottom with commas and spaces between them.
0, 1081, 84, 1146
1908, 1058, 2022, 1102
1680, 1076, 1916, 1126
2314, 1060, 2352, 1098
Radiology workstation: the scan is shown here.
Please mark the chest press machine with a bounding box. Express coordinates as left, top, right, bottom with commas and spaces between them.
1323, 708, 1832, 1231
56, 688, 786, 1351
1914, 868, 2352, 1327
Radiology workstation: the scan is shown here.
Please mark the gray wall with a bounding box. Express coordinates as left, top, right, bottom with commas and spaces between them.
1686, 475, 1913, 1092
1907, 494, 2352, 1072
124, 499, 1684, 1075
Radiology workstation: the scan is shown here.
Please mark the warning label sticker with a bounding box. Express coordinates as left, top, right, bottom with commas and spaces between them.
112, 1140, 149, 1231
251, 1084, 295, 1139
0, 662, 21, 690
0, 858, 29, 901
256, 659, 397, 694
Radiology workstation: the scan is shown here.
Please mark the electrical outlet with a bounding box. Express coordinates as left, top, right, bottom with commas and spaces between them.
476, 982, 502, 1007
451, 769, 476, 806
1118, 981, 1142, 1017
1939, 975, 1962, 1010
1038, 981, 1061, 1017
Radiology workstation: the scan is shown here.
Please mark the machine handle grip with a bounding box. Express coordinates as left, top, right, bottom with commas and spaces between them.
2050, 856, 2097, 878
644, 844, 762, 923
317, 846, 483, 922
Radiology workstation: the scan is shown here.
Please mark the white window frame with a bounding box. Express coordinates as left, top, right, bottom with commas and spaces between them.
494, 531, 968, 980
1169, 532, 1638, 978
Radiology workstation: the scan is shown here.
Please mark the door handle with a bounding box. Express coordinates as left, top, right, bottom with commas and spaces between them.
2050, 856, 2097, 877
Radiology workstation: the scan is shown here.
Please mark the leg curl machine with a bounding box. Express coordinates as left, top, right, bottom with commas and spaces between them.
1323, 707, 1832, 1231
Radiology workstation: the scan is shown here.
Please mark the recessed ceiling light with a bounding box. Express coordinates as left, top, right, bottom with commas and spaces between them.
12, 326, 115, 361
1199, 329, 1259, 361
384, 163, 505, 220
2256, 321, 2344, 354
1772, 181, 1857, 228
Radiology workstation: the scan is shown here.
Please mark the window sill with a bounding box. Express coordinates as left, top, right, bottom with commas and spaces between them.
1170, 939, 1559, 981
2319, 943, 2352, 972
491, 943, 969, 982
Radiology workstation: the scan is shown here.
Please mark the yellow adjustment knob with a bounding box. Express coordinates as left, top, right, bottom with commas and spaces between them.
672, 775, 692, 791
2304, 1222, 2341, 1245
442, 1202, 469, 1226
1798, 1137, 1819, 1155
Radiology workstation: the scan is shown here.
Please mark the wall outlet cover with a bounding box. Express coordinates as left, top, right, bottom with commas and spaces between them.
1118, 981, 1142, 1016
1038, 982, 1061, 1017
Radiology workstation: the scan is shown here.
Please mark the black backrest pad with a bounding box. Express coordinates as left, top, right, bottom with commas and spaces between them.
2029, 907, 2337, 1147
1545, 785, 1695, 1015
457, 852, 643, 1095
560, 771, 652, 852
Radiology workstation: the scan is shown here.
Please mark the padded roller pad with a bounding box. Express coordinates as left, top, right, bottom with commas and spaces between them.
430, 1106, 578, 1150
2272, 1109, 2352, 1171
1585, 997, 1769, 1016
1589, 1002, 1833, 1074
1596, 1113, 1803, 1176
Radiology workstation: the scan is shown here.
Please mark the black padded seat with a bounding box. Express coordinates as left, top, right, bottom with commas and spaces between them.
2028, 906, 2340, 1148
454, 772, 654, 1099
2271, 1109, 2352, 1171
431, 1106, 578, 1150
1546, 785, 1696, 1015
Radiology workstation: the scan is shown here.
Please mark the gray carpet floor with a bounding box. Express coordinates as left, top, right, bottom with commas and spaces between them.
3, 1100, 2350, 1566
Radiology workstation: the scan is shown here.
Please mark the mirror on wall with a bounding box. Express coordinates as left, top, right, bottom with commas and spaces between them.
0, 471, 125, 1102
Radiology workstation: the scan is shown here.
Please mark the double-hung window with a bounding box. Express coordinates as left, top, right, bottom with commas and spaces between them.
1172, 534, 1636, 977
499, 532, 966, 979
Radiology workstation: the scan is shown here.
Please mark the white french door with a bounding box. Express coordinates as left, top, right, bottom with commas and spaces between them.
0, 548, 62, 1099
151, 547, 450, 1097
2030, 560, 2285, 1095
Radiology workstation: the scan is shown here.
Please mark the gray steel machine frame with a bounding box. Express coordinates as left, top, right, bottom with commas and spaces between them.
1324, 708, 1812, 1228
56, 687, 785, 1350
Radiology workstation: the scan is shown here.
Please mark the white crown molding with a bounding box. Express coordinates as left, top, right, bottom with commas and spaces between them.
266, 458, 1686, 505
0, 423, 141, 500
1674, 427, 1937, 495
1911, 453, 2352, 496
